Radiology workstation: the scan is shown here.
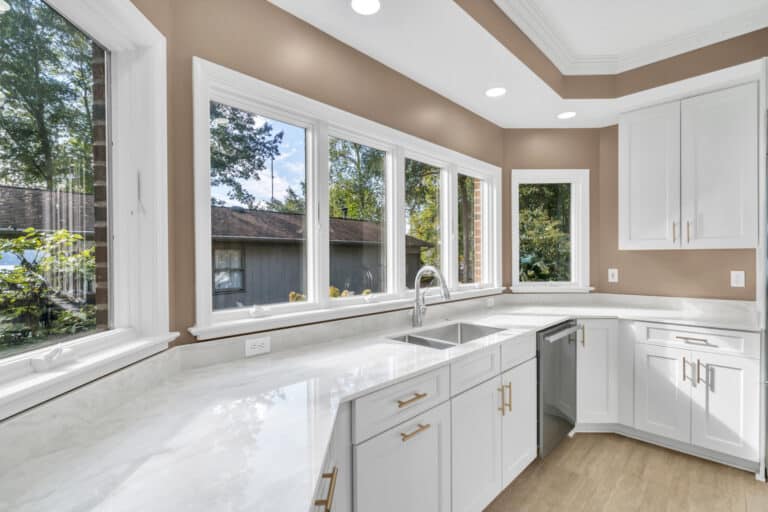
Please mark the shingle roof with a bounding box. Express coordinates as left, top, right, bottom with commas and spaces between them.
0, 186, 431, 247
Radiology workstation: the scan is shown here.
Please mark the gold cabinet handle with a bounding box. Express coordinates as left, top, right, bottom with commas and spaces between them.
672, 221, 676, 243
314, 466, 338, 512
682, 356, 688, 382
580, 324, 586, 347
400, 423, 431, 442
397, 392, 427, 408
675, 335, 711, 346
497, 386, 506, 416
505, 382, 512, 413
686, 221, 691, 243
697, 359, 705, 384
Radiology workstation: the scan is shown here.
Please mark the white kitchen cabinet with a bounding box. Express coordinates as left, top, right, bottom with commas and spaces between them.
690, 352, 760, 461
634, 343, 691, 443
618, 82, 758, 250
681, 82, 758, 249
576, 319, 618, 425
619, 101, 681, 250
451, 376, 502, 512
355, 402, 451, 512
501, 358, 537, 487
313, 403, 352, 512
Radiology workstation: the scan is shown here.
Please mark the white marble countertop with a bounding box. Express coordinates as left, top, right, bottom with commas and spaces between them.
0, 300, 760, 511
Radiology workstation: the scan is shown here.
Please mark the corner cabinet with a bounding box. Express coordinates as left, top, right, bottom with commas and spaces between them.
619, 82, 758, 250
576, 319, 619, 425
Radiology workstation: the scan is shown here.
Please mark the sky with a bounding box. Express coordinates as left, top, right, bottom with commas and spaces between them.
210, 116, 306, 209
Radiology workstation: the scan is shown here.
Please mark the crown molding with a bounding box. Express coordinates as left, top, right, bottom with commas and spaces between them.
493, 0, 768, 75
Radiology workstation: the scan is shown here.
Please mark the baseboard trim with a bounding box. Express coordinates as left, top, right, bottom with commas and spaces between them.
575, 423, 761, 476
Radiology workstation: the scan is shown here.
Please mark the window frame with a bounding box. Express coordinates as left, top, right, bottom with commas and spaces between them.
191, 58, 502, 340
0, 0, 174, 421
510, 169, 590, 292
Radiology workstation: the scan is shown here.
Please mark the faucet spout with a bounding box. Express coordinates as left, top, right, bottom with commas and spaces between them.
412, 265, 451, 327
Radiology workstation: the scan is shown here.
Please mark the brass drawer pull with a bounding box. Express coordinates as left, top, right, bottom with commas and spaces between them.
400, 423, 431, 442
686, 220, 691, 243
397, 392, 427, 408
580, 324, 586, 347
498, 386, 506, 416
682, 356, 688, 382
314, 466, 338, 512
697, 359, 705, 384
672, 221, 676, 243
675, 335, 712, 346
505, 382, 512, 413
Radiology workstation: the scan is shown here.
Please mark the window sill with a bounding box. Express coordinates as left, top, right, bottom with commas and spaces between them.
508, 286, 594, 294
0, 328, 178, 421
189, 287, 504, 340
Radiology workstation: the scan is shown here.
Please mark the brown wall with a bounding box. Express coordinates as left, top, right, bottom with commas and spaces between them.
130, 0, 504, 344
503, 128, 756, 300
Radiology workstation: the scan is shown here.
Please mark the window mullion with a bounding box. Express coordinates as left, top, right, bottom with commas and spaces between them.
313, 121, 330, 307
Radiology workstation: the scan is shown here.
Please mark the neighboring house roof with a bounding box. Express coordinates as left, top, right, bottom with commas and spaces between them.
211, 206, 432, 247
0, 185, 93, 237
0, 186, 432, 248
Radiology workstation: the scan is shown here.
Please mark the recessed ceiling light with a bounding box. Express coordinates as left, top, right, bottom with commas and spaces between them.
350, 0, 380, 15
557, 111, 576, 120
485, 87, 506, 98
0, 1, 10, 14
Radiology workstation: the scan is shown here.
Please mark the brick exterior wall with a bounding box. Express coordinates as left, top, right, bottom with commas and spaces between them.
92, 43, 109, 329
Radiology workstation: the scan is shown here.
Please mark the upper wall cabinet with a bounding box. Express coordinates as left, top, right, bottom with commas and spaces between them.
619, 82, 759, 250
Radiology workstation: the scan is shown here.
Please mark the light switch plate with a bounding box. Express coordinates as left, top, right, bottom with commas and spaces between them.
730, 270, 745, 288
608, 268, 619, 283
245, 337, 271, 357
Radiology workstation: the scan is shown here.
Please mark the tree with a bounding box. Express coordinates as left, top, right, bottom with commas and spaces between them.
328, 138, 385, 221
457, 175, 477, 282
0, 0, 96, 192
209, 102, 284, 208
518, 183, 571, 281
405, 159, 440, 266
264, 185, 306, 214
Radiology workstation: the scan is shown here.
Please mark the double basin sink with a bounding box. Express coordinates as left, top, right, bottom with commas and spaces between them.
390, 322, 505, 350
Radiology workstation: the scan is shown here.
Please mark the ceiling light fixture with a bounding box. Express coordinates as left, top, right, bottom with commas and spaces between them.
485, 87, 506, 98
557, 111, 576, 120
0, 1, 10, 14
350, 0, 380, 16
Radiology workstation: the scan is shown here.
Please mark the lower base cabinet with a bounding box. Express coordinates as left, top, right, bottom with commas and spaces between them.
313, 403, 352, 512
354, 401, 452, 512
452, 358, 537, 512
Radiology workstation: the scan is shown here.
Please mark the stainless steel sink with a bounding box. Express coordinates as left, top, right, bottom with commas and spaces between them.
390, 322, 505, 350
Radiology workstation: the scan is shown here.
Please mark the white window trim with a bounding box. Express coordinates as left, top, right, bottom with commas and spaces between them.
510, 169, 590, 293
0, 0, 176, 421
191, 58, 502, 340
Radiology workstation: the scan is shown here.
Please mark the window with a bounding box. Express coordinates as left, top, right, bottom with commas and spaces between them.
458, 174, 482, 284
192, 59, 502, 339
209, 101, 307, 309
213, 246, 245, 293
0, 0, 108, 359
405, 158, 441, 289
511, 170, 590, 291
328, 137, 387, 298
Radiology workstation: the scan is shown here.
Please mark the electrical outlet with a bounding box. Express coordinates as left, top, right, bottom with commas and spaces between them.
245, 337, 271, 357
730, 270, 745, 288
608, 268, 619, 283
486, 297, 495, 308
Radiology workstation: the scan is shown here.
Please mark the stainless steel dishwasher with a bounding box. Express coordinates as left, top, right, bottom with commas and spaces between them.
537, 319, 578, 458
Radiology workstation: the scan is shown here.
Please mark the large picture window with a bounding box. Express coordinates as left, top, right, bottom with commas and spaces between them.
511, 170, 590, 291
209, 101, 307, 310
0, 0, 108, 358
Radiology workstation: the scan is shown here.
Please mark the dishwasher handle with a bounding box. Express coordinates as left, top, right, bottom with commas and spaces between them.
544, 325, 579, 344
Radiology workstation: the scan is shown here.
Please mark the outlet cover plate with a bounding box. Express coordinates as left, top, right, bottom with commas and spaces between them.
245, 337, 271, 357
730, 270, 746, 288
608, 268, 619, 283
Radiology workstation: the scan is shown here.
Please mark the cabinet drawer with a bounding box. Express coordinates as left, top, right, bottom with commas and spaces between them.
636, 322, 759, 359
450, 345, 501, 396
353, 366, 449, 444
501, 333, 536, 371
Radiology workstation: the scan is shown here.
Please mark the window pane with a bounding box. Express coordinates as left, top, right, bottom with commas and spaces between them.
210, 102, 307, 309
328, 137, 386, 298
518, 183, 571, 282
458, 174, 482, 284
0, 1, 108, 358
405, 159, 441, 289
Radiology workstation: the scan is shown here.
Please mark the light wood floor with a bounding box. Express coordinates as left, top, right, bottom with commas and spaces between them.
485, 434, 768, 512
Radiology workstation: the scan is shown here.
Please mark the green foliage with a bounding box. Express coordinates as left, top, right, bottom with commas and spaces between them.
329, 138, 385, 221
0, 0, 96, 192
0, 228, 95, 347
405, 159, 440, 266
518, 184, 571, 282
209, 102, 285, 208
264, 184, 306, 214
457, 175, 477, 283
